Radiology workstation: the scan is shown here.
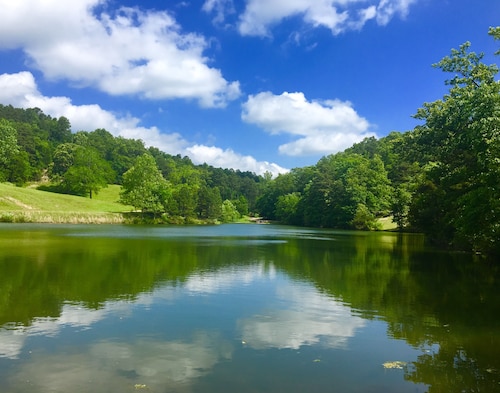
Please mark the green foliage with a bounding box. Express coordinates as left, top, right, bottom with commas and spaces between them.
0, 105, 267, 223
50, 116, 72, 145
350, 203, 380, 230
120, 154, 171, 216
275, 192, 301, 225
109, 137, 147, 182
490, 26, 500, 55
0, 105, 71, 180
255, 170, 303, 220
61, 147, 114, 198
221, 199, 240, 222
50, 143, 80, 179
197, 186, 223, 220
0, 119, 19, 167
233, 195, 249, 216
5, 151, 32, 186
301, 152, 391, 229
171, 183, 198, 218
409, 34, 500, 254
391, 185, 411, 230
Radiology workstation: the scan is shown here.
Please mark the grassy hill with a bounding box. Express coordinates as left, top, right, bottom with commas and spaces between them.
0, 183, 132, 223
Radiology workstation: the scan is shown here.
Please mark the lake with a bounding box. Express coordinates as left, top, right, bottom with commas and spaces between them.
0, 223, 499, 392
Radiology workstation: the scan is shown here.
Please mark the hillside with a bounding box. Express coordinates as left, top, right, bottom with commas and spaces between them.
0, 183, 131, 223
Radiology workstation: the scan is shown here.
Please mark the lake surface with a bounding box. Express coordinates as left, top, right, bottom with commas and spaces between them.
0, 223, 499, 392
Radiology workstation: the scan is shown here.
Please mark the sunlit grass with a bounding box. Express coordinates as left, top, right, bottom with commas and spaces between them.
0, 183, 132, 223
377, 216, 398, 231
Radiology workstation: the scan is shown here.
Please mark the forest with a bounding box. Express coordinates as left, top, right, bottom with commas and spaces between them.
0, 28, 499, 257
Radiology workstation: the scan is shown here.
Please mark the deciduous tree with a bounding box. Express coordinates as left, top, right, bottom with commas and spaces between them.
120, 153, 170, 216
61, 147, 114, 198
0, 119, 19, 167
409, 31, 500, 255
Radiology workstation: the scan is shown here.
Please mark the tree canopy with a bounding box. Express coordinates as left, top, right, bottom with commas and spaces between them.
120, 153, 171, 216
409, 34, 500, 255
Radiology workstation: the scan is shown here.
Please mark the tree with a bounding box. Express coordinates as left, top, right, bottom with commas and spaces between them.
120, 153, 170, 216
391, 185, 412, 230
0, 119, 19, 167
5, 151, 32, 186
61, 147, 114, 198
50, 143, 80, 180
256, 172, 296, 219
275, 193, 301, 225
351, 203, 379, 230
233, 195, 249, 216
49, 116, 72, 145
301, 152, 391, 229
221, 199, 240, 222
409, 31, 500, 255
490, 26, 500, 54
111, 137, 146, 182
197, 186, 223, 220
171, 184, 198, 218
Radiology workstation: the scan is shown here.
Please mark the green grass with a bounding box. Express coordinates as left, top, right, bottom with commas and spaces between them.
377, 216, 398, 231
0, 183, 133, 223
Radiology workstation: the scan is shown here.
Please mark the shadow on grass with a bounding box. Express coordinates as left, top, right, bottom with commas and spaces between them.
37, 183, 84, 197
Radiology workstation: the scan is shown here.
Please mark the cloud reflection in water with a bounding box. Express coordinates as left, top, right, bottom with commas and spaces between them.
2, 262, 365, 392
238, 281, 366, 350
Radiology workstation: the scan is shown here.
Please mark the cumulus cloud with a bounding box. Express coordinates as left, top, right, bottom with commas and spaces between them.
235, 0, 417, 37
186, 144, 288, 175
0, 0, 240, 107
0, 71, 188, 154
242, 91, 375, 156
0, 71, 286, 176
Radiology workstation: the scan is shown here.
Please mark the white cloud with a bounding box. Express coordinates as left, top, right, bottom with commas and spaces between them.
236, 0, 417, 37
376, 0, 416, 25
0, 71, 286, 176
202, 0, 236, 25
186, 144, 289, 175
0, 71, 188, 154
242, 91, 375, 156
0, 0, 240, 107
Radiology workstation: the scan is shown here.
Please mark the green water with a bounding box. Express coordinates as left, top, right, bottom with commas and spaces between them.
0, 223, 499, 392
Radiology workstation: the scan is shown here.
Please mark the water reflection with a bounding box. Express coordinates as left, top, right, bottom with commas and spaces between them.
184, 263, 276, 294
0, 260, 371, 392
0, 296, 142, 359
1, 224, 499, 392
239, 281, 365, 350
8, 333, 233, 392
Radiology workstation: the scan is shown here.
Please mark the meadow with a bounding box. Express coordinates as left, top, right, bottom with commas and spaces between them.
0, 183, 131, 224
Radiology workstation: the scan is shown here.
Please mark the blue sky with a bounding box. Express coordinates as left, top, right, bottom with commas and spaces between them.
0, 0, 498, 176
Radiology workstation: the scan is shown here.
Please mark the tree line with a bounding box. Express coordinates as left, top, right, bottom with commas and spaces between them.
0, 107, 263, 223
256, 28, 500, 256
0, 28, 498, 256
